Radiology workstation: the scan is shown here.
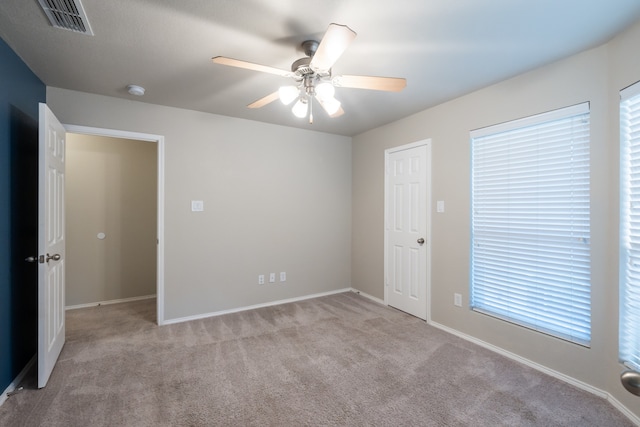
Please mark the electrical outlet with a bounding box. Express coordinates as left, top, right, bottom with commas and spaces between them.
269, 273, 276, 283
258, 275, 265, 285
454, 293, 462, 307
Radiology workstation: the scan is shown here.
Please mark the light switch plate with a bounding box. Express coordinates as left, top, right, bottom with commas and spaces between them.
454, 293, 462, 307
436, 200, 445, 213
191, 200, 204, 212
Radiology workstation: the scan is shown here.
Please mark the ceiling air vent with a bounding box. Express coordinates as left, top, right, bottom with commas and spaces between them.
37, 0, 94, 35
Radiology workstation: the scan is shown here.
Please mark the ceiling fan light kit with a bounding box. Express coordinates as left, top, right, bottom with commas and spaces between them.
315, 82, 335, 99
278, 86, 299, 105
212, 23, 406, 123
318, 95, 342, 116
292, 97, 309, 118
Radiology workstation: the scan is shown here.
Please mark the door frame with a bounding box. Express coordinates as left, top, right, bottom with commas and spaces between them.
383, 139, 432, 321
64, 124, 166, 325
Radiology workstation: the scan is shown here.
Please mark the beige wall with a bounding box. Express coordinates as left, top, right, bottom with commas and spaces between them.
47, 90, 352, 320
352, 20, 640, 418
66, 134, 157, 306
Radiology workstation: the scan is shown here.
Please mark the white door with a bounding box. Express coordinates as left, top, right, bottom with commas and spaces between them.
38, 103, 66, 388
385, 141, 430, 320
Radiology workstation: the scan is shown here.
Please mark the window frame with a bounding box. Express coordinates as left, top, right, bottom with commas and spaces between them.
619, 81, 640, 371
470, 102, 592, 346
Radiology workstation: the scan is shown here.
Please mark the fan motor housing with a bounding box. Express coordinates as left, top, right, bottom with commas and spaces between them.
291, 57, 313, 75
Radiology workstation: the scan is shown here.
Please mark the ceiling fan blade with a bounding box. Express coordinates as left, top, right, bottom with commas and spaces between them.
329, 106, 345, 118
310, 23, 357, 72
247, 91, 280, 109
212, 56, 292, 77
317, 97, 345, 118
332, 75, 407, 92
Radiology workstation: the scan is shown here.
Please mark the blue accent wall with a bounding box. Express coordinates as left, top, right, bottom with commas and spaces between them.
0, 37, 45, 393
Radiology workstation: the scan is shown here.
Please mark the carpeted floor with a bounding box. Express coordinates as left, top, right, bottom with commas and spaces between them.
0, 292, 634, 426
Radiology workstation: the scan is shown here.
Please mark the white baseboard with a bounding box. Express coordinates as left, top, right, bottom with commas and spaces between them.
607, 396, 640, 426
66, 294, 156, 311
429, 321, 640, 426
163, 288, 352, 325
429, 320, 607, 397
0, 354, 36, 408
349, 288, 626, 415
350, 288, 385, 305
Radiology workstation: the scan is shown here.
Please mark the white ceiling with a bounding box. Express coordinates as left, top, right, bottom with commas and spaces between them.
2, 1, 640, 136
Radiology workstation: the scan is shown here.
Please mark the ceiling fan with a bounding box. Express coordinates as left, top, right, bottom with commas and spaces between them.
212, 23, 406, 123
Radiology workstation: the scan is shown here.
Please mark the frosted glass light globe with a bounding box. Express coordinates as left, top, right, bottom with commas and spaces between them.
321, 97, 341, 116
315, 82, 335, 100
292, 98, 308, 118
278, 86, 299, 105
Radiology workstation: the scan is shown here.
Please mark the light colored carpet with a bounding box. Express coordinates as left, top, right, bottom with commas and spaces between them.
0, 292, 634, 426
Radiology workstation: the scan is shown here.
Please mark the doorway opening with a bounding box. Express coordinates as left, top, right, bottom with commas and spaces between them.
64, 125, 165, 325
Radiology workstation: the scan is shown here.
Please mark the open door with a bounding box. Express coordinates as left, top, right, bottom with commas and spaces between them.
37, 103, 66, 388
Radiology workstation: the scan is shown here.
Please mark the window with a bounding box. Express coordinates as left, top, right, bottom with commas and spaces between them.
620, 82, 640, 371
470, 103, 591, 346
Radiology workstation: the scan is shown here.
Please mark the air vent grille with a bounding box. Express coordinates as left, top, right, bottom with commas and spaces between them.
37, 0, 94, 35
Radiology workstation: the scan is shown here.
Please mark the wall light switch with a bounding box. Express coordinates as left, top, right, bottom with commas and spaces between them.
454, 293, 462, 307
280, 272, 286, 282
191, 200, 204, 212
269, 273, 276, 283
436, 200, 445, 213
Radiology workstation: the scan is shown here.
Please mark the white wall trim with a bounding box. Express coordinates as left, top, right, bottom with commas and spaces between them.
64, 125, 162, 143
350, 288, 385, 305
607, 396, 640, 426
163, 288, 351, 325
62, 124, 165, 326
368, 288, 639, 423
351, 288, 640, 426
351, 287, 637, 421
0, 354, 35, 408
65, 294, 156, 311
429, 320, 640, 426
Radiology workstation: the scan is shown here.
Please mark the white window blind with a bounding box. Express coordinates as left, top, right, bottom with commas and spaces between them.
470, 103, 591, 346
620, 82, 640, 371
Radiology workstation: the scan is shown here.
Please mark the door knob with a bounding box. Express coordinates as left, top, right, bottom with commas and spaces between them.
46, 253, 61, 262
621, 370, 640, 396
417, 238, 425, 245
25, 256, 40, 263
